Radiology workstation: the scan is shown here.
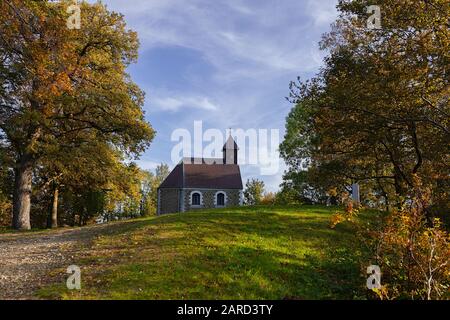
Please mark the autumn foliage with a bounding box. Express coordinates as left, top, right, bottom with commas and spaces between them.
366, 181, 449, 300
0, 0, 154, 229
280, 0, 449, 300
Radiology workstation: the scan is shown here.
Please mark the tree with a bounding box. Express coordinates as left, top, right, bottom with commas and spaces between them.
35, 137, 130, 228
280, 0, 449, 213
102, 162, 144, 222
0, 149, 13, 226
279, 0, 450, 300
155, 164, 170, 184
280, 168, 341, 205
140, 163, 170, 216
243, 179, 265, 205
0, 1, 154, 229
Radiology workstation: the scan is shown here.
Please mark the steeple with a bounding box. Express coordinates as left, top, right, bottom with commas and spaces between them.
222, 133, 239, 165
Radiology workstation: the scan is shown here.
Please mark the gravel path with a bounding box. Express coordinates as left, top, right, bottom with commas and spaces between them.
0, 224, 115, 300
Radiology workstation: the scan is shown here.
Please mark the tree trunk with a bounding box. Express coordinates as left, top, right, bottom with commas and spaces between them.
47, 186, 59, 228
12, 154, 34, 230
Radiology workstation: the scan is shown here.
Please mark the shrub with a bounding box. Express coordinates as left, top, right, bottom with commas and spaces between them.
330, 193, 360, 229
260, 192, 276, 206
364, 181, 449, 300
274, 188, 303, 205
367, 205, 449, 300
331, 179, 449, 300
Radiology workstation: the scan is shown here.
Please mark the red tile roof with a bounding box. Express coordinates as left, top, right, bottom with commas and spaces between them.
159, 159, 243, 190
159, 164, 183, 188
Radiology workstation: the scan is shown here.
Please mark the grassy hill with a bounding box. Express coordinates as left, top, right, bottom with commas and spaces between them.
38, 205, 377, 300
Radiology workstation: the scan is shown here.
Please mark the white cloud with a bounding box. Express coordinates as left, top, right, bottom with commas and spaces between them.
99, 0, 339, 192
153, 95, 219, 112
306, 0, 338, 27
103, 0, 338, 80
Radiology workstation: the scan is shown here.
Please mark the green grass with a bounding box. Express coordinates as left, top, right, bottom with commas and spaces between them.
38, 205, 379, 300
0, 226, 11, 233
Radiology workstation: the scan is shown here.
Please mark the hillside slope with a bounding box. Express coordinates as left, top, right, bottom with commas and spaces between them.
36, 205, 375, 300
0, 223, 131, 299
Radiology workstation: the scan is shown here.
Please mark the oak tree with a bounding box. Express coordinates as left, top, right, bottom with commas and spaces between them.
0, 0, 154, 229
281, 0, 449, 211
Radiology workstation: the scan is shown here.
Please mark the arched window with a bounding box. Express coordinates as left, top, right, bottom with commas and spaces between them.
190, 191, 203, 206
217, 193, 225, 206
214, 191, 227, 207
192, 193, 201, 206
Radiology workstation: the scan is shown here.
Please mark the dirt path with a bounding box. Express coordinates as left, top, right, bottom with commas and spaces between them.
0, 224, 119, 300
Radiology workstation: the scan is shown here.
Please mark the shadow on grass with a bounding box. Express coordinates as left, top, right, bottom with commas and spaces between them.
38, 205, 371, 300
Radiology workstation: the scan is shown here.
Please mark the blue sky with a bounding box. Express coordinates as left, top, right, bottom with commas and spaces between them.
100, 0, 339, 192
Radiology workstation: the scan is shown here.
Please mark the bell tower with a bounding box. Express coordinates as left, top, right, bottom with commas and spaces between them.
222, 133, 239, 165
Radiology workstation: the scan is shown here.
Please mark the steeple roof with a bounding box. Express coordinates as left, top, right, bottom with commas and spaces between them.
222, 135, 239, 151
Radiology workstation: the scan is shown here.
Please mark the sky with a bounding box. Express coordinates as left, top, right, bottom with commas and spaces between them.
99, 0, 339, 192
